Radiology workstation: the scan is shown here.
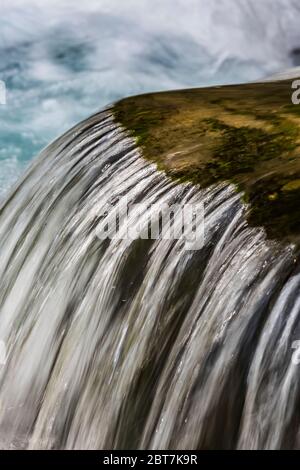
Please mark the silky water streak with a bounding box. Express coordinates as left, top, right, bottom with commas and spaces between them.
0, 109, 299, 449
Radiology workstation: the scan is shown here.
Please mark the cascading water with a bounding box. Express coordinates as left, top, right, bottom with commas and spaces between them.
2, 0, 300, 197
0, 108, 299, 450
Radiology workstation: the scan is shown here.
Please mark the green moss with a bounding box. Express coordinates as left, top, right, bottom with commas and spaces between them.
114, 79, 300, 249
247, 175, 300, 240
282, 179, 300, 191
202, 118, 297, 180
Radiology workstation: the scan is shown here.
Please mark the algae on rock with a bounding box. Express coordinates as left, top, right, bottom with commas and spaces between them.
114, 79, 300, 248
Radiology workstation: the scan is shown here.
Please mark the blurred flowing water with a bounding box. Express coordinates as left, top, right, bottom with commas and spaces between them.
0, 110, 299, 449
1, 0, 300, 195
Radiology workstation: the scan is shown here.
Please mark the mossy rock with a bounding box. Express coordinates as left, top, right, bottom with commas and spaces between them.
114, 79, 300, 250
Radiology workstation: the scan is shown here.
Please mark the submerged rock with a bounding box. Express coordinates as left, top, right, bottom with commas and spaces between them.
114, 79, 300, 249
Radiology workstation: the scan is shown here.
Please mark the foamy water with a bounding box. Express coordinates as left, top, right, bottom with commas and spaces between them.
0, 0, 300, 195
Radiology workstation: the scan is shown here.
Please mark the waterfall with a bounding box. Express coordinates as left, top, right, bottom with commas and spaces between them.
0, 108, 299, 450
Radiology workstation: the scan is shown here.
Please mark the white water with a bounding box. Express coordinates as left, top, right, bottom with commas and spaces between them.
1, 0, 300, 195
0, 110, 299, 449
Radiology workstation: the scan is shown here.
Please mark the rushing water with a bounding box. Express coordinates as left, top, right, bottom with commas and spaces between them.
0, 110, 299, 449
1, 0, 300, 195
